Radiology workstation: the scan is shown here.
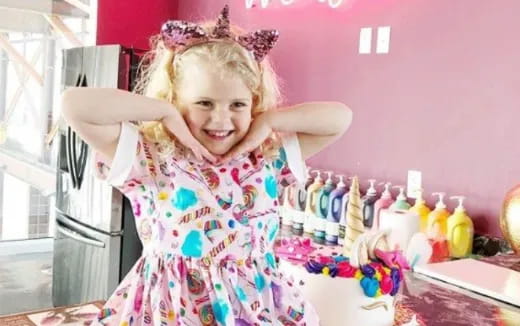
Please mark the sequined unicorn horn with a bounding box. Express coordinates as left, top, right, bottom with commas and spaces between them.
160, 4, 279, 62
344, 176, 366, 256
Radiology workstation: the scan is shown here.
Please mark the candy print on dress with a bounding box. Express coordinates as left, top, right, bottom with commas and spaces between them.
198, 304, 216, 326
231, 167, 240, 184
159, 161, 175, 177
241, 185, 258, 210
179, 206, 213, 224
257, 308, 272, 322
132, 199, 141, 217
254, 273, 266, 292
139, 219, 152, 243
201, 167, 220, 189
212, 299, 230, 324
172, 187, 198, 211
142, 141, 157, 177
287, 306, 304, 322
277, 315, 298, 326
264, 175, 278, 198
181, 230, 203, 257
271, 282, 282, 308
235, 318, 250, 326
204, 231, 238, 262
187, 269, 206, 295
265, 252, 276, 269
267, 218, 279, 242
97, 308, 116, 320
232, 184, 259, 224
134, 284, 144, 314
235, 286, 247, 302
204, 219, 223, 242
216, 192, 233, 210
195, 294, 211, 306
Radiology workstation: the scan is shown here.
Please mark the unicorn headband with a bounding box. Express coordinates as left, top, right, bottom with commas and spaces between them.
160, 5, 279, 62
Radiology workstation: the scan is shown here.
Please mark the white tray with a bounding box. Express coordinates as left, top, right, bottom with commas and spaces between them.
414, 258, 520, 307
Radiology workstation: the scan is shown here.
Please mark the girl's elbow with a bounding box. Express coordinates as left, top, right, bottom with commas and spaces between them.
61, 88, 83, 122
336, 103, 353, 133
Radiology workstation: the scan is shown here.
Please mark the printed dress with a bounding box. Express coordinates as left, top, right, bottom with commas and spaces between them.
90, 122, 319, 326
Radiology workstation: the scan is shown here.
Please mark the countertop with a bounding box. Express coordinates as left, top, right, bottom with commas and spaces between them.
1, 250, 519, 325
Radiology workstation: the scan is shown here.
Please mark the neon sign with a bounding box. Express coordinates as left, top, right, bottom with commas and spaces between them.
245, 0, 346, 9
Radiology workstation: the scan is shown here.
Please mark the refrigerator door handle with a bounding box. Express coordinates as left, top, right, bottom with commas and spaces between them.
56, 224, 106, 248
66, 126, 78, 189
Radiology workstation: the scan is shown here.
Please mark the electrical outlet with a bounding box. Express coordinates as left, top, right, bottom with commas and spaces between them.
407, 170, 422, 199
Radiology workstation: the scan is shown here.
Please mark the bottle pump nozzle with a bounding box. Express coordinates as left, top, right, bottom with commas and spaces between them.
381, 182, 392, 198
393, 185, 407, 201
367, 179, 377, 196
324, 171, 334, 184
337, 175, 346, 188
312, 170, 322, 183
432, 192, 447, 209
450, 196, 466, 212
415, 188, 426, 203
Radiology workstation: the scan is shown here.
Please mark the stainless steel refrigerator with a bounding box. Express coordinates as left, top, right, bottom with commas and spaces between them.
53, 45, 145, 307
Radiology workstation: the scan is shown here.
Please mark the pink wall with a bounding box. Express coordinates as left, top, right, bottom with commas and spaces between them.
177, 0, 520, 237
96, 0, 177, 50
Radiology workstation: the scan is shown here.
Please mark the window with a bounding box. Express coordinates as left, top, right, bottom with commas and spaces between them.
0, 0, 97, 241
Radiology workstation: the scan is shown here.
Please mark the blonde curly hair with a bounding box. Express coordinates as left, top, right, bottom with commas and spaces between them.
132, 21, 284, 160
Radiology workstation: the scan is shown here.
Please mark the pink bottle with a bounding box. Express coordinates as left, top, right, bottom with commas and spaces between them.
372, 182, 394, 230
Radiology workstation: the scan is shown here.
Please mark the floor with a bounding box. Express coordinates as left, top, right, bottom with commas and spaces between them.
0, 251, 53, 315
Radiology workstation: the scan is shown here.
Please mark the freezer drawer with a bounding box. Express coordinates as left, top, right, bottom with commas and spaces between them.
52, 212, 121, 307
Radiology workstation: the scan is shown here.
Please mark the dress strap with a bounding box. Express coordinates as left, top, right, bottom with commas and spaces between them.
280, 132, 306, 184
106, 121, 139, 186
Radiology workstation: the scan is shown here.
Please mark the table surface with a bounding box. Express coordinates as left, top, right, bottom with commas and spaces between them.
396, 254, 520, 326
1, 247, 519, 326
286, 237, 520, 326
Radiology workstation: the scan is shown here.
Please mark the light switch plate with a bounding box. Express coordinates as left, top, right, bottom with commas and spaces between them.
407, 170, 422, 199
376, 26, 391, 54
359, 27, 372, 54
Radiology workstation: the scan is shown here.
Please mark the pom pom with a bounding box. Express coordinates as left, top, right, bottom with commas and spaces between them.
380, 275, 393, 295
360, 277, 380, 297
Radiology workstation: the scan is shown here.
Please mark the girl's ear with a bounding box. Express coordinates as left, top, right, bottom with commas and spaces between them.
252, 95, 259, 107
251, 95, 262, 118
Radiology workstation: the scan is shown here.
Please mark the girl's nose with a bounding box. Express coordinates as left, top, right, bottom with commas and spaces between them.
210, 105, 232, 122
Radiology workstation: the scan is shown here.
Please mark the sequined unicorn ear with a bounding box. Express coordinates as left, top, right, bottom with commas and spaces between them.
160, 20, 208, 49
237, 29, 280, 62
160, 4, 279, 62
211, 4, 232, 38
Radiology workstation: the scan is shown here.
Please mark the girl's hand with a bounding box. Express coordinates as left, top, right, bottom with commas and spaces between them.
221, 112, 274, 163
161, 109, 217, 163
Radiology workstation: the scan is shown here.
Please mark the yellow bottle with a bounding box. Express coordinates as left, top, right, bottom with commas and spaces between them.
447, 196, 474, 258
426, 192, 451, 238
409, 189, 432, 233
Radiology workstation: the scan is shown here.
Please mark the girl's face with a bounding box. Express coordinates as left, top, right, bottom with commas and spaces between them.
176, 61, 254, 156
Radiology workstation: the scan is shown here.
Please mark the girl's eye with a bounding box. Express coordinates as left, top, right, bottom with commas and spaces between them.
196, 101, 213, 108
231, 102, 247, 111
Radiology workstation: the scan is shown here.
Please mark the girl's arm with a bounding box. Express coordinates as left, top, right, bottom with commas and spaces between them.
61, 88, 171, 161
266, 102, 352, 159
61, 87, 215, 162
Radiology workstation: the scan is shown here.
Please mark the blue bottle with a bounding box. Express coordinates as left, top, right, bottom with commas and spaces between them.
325, 175, 348, 245
314, 171, 336, 244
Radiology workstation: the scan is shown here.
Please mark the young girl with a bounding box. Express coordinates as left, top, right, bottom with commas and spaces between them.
62, 5, 352, 326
